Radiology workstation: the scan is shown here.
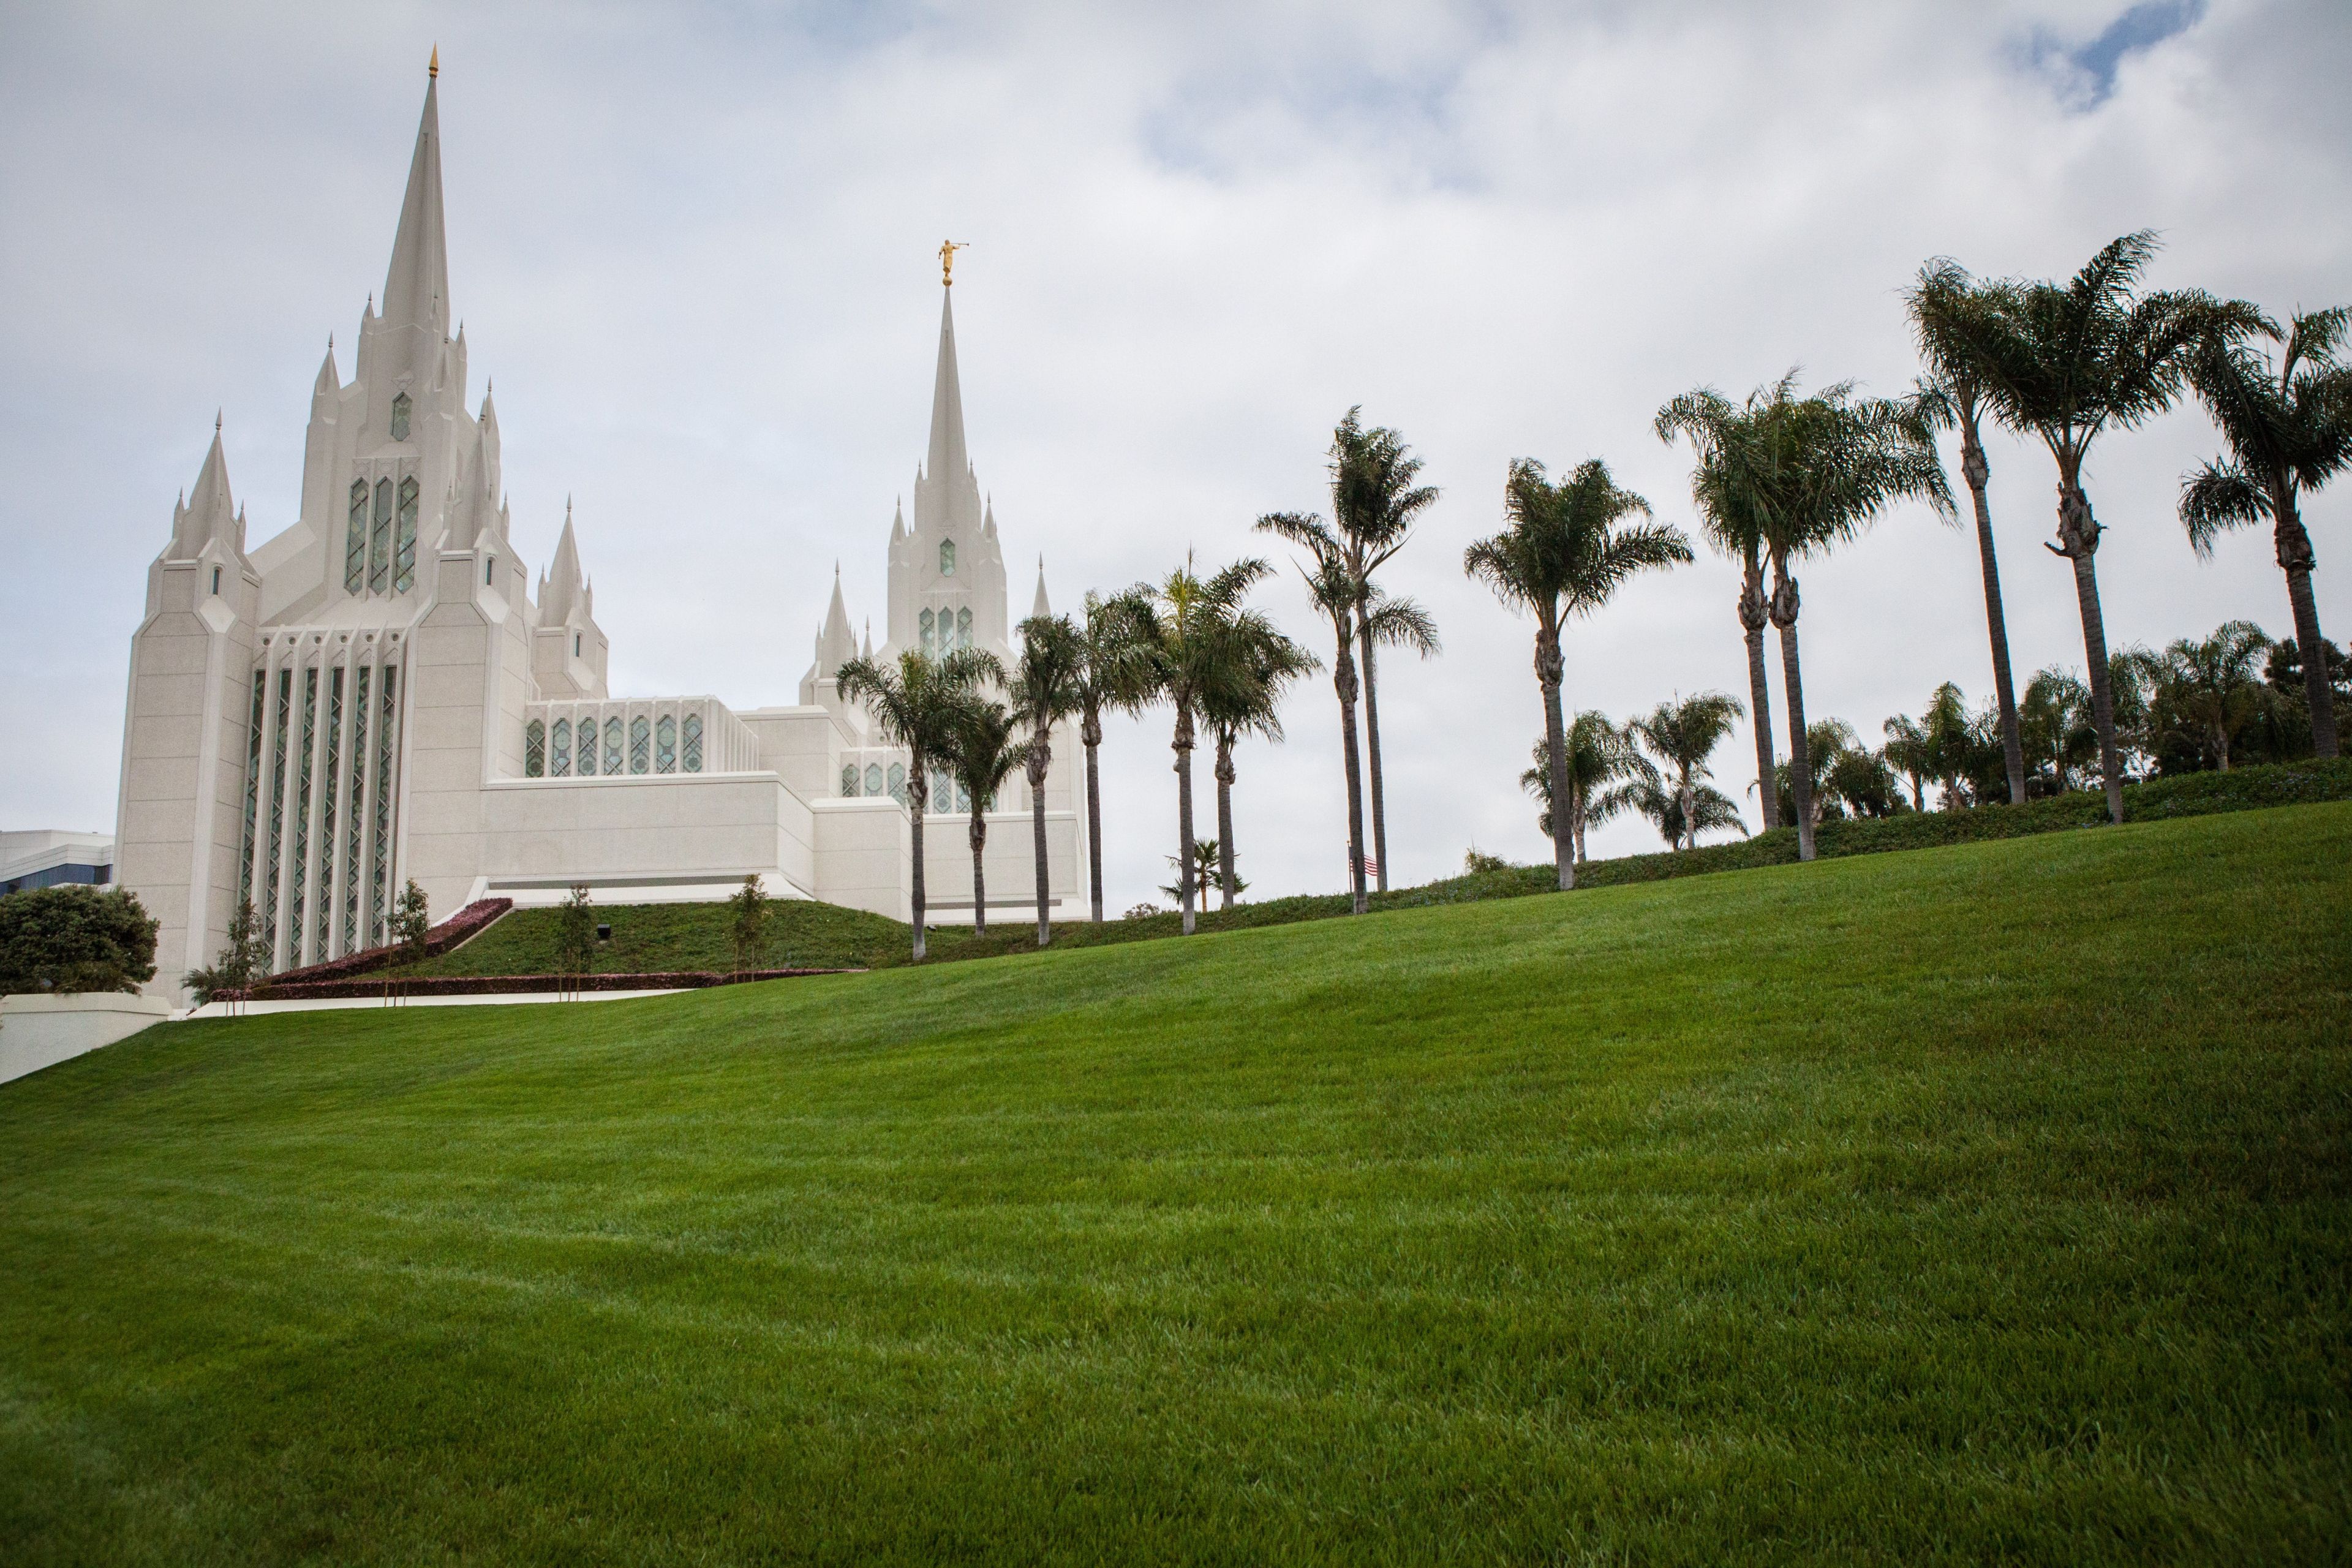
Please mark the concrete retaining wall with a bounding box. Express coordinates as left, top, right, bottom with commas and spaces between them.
0, 992, 175, 1087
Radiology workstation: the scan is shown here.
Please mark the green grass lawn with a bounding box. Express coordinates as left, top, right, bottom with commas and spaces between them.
4, 805, 2350, 1564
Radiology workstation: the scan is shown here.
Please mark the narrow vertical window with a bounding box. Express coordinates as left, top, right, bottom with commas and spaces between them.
682, 713, 704, 772
211, 567, 222, 595
393, 477, 419, 594
576, 716, 597, 776
288, 668, 317, 965
525, 720, 545, 777
887, 762, 905, 804
940, 539, 956, 577
238, 669, 265, 911
346, 479, 369, 593
865, 762, 884, 797
344, 666, 369, 953
957, 606, 973, 649
316, 668, 344, 959
919, 608, 935, 656
369, 671, 397, 947
630, 715, 650, 774
264, 668, 292, 959
551, 718, 571, 777
655, 715, 677, 774
605, 718, 624, 776
842, 763, 859, 797
369, 478, 393, 594
486, 556, 496, 586
391, 391, 412, 442
573, 632, 582, 658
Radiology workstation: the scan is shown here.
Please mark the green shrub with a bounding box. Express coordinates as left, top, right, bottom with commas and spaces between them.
0, 884, 160, 995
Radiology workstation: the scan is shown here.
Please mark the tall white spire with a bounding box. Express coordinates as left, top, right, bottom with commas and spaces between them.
924, 286, 968, 486
543, 498, 583, 621
382, 60, 450, 335
172, 418, 239, 558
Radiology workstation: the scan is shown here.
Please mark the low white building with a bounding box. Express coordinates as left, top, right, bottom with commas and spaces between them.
115, 63, 1090, 1001
0, 831, 115, 897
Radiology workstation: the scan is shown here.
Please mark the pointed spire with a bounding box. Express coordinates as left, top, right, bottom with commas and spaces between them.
891, 496, 906, 543
312, 338, 339, 400
818, 563, 856, 673
924, 285, 970, 492
173, 417, 238, 557
1031, 556, 1051, 619
862, 618, 874, 660
382, 66, 450, 334
984, 492, 998, 539
544, 498, 583, 621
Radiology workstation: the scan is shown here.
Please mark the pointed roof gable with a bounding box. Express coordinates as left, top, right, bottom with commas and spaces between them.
382, 70, 450, 334
924, 287, 969, 485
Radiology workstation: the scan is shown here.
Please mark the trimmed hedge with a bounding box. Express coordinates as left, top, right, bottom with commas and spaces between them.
260, 898, 513, 986
233, 967, 850, 1003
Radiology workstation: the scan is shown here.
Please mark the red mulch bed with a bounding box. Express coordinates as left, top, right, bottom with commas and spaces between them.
257, 899, 515, 987
229, 968, 851, 1002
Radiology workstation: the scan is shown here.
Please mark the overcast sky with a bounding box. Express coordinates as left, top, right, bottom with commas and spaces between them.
3, 0, 2346, 909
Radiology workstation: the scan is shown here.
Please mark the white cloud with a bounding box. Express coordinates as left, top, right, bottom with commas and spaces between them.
2, 0, 2345, 904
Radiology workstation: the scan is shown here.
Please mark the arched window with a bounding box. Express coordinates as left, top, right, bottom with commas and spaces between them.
841, 763, 859, 797
369, 478, 393, 594
393, 477, 420, 593
957, 606, 973, 649
605, 718, 624, 775
390, 391, 412, 442
550, 718, 571, 777
630, 715, 650, 774
682, 712, 704, 772
939, 539, 956, 577
525, 720, 545, 777
345, 480, 368, 594
576, 719, 597, 775
886, 762, 905, 804
655, 714, 677, 774
919, 608, 935, 656
865, 762, 884, 796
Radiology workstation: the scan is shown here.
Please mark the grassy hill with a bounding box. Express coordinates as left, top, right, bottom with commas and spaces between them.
3, 804, 2348, 1564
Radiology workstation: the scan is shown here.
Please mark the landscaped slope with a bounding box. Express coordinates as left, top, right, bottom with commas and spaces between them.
3, 805, 2348, 1564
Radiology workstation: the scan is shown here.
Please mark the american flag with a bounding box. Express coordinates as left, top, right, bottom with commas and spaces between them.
1352, 850, 1379, 879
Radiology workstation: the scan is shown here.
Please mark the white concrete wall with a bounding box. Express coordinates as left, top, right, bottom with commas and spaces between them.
810, 799, 911, 920
477, 772, 814, 899
0, 993, 174, 1087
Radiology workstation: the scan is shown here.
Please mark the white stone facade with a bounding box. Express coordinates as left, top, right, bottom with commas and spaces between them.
115, 70, 1090, 1001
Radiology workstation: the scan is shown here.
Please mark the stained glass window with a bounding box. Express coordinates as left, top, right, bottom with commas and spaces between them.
865, 762, 884, 796
655, 715, 677, 774
576, 718, 597, 776
370, 478, 393, 594
605, 718, 624, 776
344, 666, 369, 954
887, 762, 905, 804
683, 713, 704, 772
345, 480, 368, 594
289, 669, 317, 964
957, 606, 973, 649
265, 668, 290, 957
940, 539, 956, 577
525, 720, 545, 777
391, 391, 412, 442
919, 608, 935, 656
317, 668, 344, 957
630, 715, 650, 774
394, 477, 419, 594
370, 672, 396, 947
239, 669, 265, 910
842, 763, 859, 797
551, 718, 571, 777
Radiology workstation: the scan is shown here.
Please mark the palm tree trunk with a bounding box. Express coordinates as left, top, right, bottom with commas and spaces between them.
1961, 424, 2027, 804
1357, 622, 1390, 892
968, 810, 987, 936
2056, 485, 2125, 825
1678, 777, 1696, 853
1082, 708, 1106, 923
1537, 625, 1574, 891
1215, 730, 1238, 911
2276, 502, 2339, 760
1572, 782, 1588, 865
1333, 631, 1369, 915
1771, 562, 1815, 862
1175, 701, 1198, 935
1029, 750, 1051, 947
908, 747, 929, 961
1740, 561, 1778, 832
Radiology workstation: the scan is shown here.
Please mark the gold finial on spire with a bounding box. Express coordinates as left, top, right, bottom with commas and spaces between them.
429, 45, 439, 78
938, 240, 969, 286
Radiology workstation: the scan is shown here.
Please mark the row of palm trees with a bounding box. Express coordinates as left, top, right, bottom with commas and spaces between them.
1471, 232, 2346, 884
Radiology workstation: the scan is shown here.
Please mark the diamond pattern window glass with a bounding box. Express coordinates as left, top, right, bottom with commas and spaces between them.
655, 715, 677, 774
865, 763, 884, 796
345, 480, 368, 594
841, 763, 858, 797
682, 713, 704, 773
317, 667, 344, 957
369, 478, 393, 594
369, 671, 397, 946
390, 391, 411, 442
630, 715, 650, 774
264, 668, 290, 957
887, 762, 905, 804
605, 718, 624, 776
239, 669, 265, 910
393, 477, 419, 594
939, 539, 956, 577
551, 718, 571, 777
576, 718, 597, 776
919, 608, 935, 657
289, 669, 317, 963
957, 607, 973, 649
344, 667, 369, 953
525, 720, 545, 777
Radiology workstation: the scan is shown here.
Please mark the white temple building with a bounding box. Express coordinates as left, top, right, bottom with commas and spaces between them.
114, 64, 1090, 1000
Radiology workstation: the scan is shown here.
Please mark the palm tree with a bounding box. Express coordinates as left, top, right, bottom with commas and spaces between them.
1198, 609, 1316, 910
1464, 459, 1692, 891
2017, 667, 2097, 795
1657, 377, 1950, 862
1881, 715, 1934, 812
836, 646, 997, 960
1129, 554, 1272, 935
1070, 590, 1156, 925
1012, 613, 1085, 947
2180, 306, 2351, 760
1953, 232, 2261, 822
2147, 620, 2275, 772
1763, 718, 1879, 835
1909, 260, 2030, 804
1518, 712, 1648, 863
939, 695, 1031, 937
1161, 840, 1234, 903
1626, 692, 1747, 851
1257, 513, 1373, 913
1329, 409, 1441, 892
1601, 765, 1746, 851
